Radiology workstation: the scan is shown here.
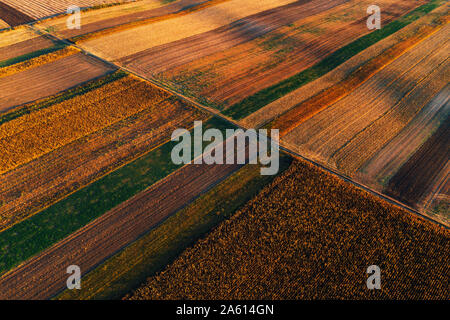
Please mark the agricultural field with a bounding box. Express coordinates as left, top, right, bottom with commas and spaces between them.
281, 21, 450, 224
105, 0, 428, 111
0, 0, 447, 303
0, 48, 115, 112
127, 160, 450, 300
0, 0, 137, 20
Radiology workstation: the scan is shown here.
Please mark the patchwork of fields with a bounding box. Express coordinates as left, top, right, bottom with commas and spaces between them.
0, 0, 448, 300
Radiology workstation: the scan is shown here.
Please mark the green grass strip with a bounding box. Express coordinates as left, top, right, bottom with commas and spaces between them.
223, 0, 446, 120
56, 154, 292, 300
0, 116, 232, 275
0, 70, 125, 126
0, 43, 66, 68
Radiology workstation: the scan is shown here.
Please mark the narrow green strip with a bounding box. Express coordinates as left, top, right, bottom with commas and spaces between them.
56, 154, 292, 300
0, 43, 66, 68
223, 0, 445, 120
0, 116, 232, 275
0, 70, 125, 125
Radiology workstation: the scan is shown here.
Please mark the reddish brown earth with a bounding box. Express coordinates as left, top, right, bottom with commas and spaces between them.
0, 98, 204, 231
386, 117, 450, 208
0, 2, 33, 26
0, 36, 55, 62
0, 158, 242, 299
118, 0, 345, 74
59, 0, 208, 39
0, 52, 115, 112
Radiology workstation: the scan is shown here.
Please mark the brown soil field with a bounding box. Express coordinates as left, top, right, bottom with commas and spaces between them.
0, 0, 136, 20
0, 18, 8, 29
271, 16, 449, 137
128, 160, 450, 300
0, 36, 55, 62
0, 52, 115, 112
385, 117, 450, 210
0, 1, 33, 26
0, 46, 79, 78
80, 0, 297, 61
284, 25, 449, 167
0, 157, 242, 299
36, 0, 205, 40
0, 98, 205, 232
360, 85, 449, 190
118, 0, 346, 74
0, 75, 168, 175
154, 0, 426, 109
243, 3, 450, 128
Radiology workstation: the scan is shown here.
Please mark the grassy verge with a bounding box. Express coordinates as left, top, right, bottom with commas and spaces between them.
0, 70, 125, 126
56, 154, 292, 300
223, 0, 446, 120
0, 116, 230, 275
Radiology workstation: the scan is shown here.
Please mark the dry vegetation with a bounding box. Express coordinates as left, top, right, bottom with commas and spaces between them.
128, 160, 450, 300
0, 96, 203, 232
80, 0, 297, 60
0, 46, 79, 78
0, 19, 9, 29
0, 75, 169, 175
151, 0, 426, 110
271, 16, 449, 136
284, 25, 449, 167
0, 0, 137, 20
0, 52, 115, 111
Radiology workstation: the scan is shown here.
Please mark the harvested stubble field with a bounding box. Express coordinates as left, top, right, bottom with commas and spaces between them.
79, 0, 298, 61
0, 95, 203, 232
244, 2, 450, 128
284, 24, 449, 168
0, 50, 115, 112
0, 117, 227, 278
0, 0, 137, 20
128, 160, 450, 300
0, 75, 168, 175
0, 46, 78, 78
35, 0, 201, 40
385, 117, 450, 212
360, 84, 449, 191
57, 158, 291, 300
0, 18, 8, 29
145, 0, 427, 111
0, 117, 246, 299
0, 1, 33, 26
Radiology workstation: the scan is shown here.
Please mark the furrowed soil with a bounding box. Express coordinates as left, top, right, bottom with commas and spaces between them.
284, 25, 449, 168
37, 0, 206, 40
0, 97, 204, 232
118, 0, 346, 74
0, 75, 168, 175
0, 0, 136, 20
0, 52, 115, 112
385, 117, 450, 210
0, 2, 33, 26
79, 0, 298, 61
243, 2, 450, 128
0, 137, 243, 299
127, 160, 450, 300
0, 36, 56, 62
154, 0, 426, 110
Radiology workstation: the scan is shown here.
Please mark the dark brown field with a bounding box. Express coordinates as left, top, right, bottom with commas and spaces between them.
0, 2, 33, 27
0, 36, 55, 62
128, 160, 449, 300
